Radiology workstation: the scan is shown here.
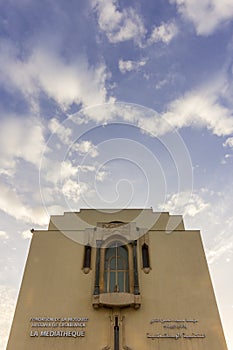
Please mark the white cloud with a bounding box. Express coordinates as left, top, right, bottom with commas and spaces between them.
204, 213, 233, 264
93, 0, 178, 47
0, 231, 9, 240
179, 186, 233, 264
75, 83, 233, 137
21, 229, 32, 240
207, 240, 233, 264
118, 59, 146, 74
0, 285, 17, 350
162, 88, 233, 136
60, 161, 78, 179
0, 168, 15, 177
148, 21, 178, 44
159, 186, 233, 264
221, 153, 233, 164
171, 0, 233, 35
44, 160, 78, 185
161, 191, 209, 217
96, 169, 109, 182
72, 140, 99, 158
155, 79, 168, 90
48, 118, 72, 145
78, 102, 154, 126
0, 116, 46, 171
0, 42, 109, 109
76, 101, 174, 137
78, 165, 96, 172
225, 154, 233, 159
0, 182, 49, 226
62, 179, 89, 202
223, 137, 233, 148
92, 0, 146, 47
75, 68, 233, 138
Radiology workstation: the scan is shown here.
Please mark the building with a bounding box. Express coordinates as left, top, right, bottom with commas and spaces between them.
7, 209, 228, 349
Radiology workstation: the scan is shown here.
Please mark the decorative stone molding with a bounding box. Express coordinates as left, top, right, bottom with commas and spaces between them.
92, 293, 141, 309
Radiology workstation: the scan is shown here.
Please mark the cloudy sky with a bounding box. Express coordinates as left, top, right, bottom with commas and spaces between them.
0, 0, 233, 348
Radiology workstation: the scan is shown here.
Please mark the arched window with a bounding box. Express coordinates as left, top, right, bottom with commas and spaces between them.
104, 242, 129, 293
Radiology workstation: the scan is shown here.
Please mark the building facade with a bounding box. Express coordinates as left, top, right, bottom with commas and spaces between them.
7, 209, 228, 350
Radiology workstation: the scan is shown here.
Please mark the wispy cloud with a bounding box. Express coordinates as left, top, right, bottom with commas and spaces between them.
162, 81, 233, 136
61, 179, 89, 203
92, 0, 146, 47
78, 81, 233, 137
171, 0, 233, 35
118, 58, 147, 74
92, 0, 178, 47
44, 160, 78, 185
161, 191, 209, 217
0, 285, 17, 350
48, 118, 99, 157
148, 21, 178, 45
223, 137, 233, 148
205, 212, 233, 264
0, 116, 46, 173
0, 182, 48, 226
95, 168, 109, 182
0, 42, 109, 110
207, 238, 233, 264
48, 118, 72, 145
161, 187, 233, 264
21, 229, 33, 240
0, 231, 9, 240
71, 141, 99, 158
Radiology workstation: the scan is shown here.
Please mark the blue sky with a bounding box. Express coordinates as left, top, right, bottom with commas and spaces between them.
0, 0, 233, 348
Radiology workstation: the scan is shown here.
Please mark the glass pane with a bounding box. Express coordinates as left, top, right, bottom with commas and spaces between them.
109, 272, 116, 292
118, 272, 124, 292
119, 246, 129, 268
104, 242, 130, 293
117, 256, 124, 269
105, 247, 115, 268
110, 257, 116, 269
104, 271, 108, 292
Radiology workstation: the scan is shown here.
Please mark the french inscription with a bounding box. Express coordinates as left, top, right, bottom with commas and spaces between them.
29, 316, 89, 339
30, 330, 85, 338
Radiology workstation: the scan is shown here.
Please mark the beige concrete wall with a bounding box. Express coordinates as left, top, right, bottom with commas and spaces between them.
7, 210, 228, 350
126, 230, 227, 349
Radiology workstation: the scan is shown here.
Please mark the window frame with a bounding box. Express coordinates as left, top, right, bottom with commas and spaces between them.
99, 236, 134, 294
104, 242, 129, 293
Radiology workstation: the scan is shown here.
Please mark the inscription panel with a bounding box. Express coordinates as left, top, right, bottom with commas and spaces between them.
29, 316, 89, 339
147, 318, 206, 341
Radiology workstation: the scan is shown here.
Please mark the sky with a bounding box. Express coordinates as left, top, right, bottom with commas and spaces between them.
0, 0, 233, 349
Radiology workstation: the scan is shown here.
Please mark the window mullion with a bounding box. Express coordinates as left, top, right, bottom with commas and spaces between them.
115, 244, 118, 291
